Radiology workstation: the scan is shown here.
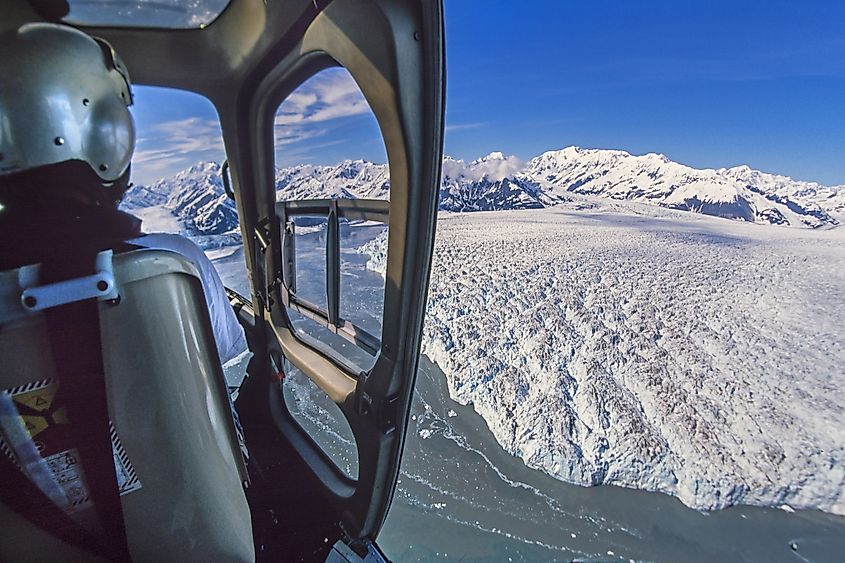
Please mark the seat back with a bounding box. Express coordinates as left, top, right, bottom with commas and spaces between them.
0, 249, 254, 562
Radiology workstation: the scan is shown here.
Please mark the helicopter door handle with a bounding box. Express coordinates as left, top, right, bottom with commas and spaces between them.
221, 160, 235, 200
325, 199, 340, 329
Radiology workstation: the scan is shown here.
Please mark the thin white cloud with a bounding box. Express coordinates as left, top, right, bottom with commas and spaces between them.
274, 139, 349, 167
445, 122, 486, 133
274, 69, 370, 126
443, 153, 525, 182
475, 154, 525, 181
132, 117, 225, 184
273, 124, 328, 147
273, 68, 383, 164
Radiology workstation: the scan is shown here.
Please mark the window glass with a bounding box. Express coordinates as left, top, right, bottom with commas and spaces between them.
126, 86, 246, 293
340, 218, 387, 342
291, 215, 329, 311
64, 0, 229, 29
282, 362, 359, 480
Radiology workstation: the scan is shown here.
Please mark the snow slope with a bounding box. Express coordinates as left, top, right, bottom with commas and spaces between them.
362, 199, 845, 515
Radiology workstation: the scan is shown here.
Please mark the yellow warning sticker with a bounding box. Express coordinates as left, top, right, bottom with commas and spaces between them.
11, 382, 68, 441
20, 415, 49, 439
0, 378, 141, 512
14, 384, 58, 412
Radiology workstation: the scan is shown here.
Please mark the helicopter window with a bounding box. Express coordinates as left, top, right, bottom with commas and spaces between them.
271, 67, 388, 480
274, 67, 389, 372
126, 86, 247, 295
282, 359, 359, 480
63, 0, 229, 29
289, 215, 329, 311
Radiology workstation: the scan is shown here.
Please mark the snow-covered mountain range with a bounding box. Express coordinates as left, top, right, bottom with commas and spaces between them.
122, 161, 238, 236
122, 147, 844, 236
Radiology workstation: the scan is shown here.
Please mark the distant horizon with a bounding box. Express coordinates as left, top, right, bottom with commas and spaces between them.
134, 143, 845, 189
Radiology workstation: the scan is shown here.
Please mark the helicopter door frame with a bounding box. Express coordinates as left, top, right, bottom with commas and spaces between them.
223, 0, 445, 544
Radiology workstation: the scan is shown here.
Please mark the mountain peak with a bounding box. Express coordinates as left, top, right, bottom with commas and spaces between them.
727, 164, 753, 174
180, 161, 221, 175
471, 151, 507, 164
644, 152, 671, 164
535, 146, 635, 162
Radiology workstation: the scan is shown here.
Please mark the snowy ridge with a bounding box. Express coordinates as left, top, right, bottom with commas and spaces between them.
361, 201, 845, 515
274, 147, 843, 226
273, 153, 544, 211
275, 159, 391, 201
723, 164, 845, 222
438, 153, 544, 211
525, 147, 839, 228
129, 148, 843, 233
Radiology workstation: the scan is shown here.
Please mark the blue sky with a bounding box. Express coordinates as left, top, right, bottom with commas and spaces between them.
131, 1, 845, 185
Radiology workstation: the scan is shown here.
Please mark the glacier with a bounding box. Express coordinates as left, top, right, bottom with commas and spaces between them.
361, 199, 845, 516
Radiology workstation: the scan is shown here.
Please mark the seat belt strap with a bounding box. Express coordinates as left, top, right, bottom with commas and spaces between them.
40, 245, 131, 562
0, 443, 110, 558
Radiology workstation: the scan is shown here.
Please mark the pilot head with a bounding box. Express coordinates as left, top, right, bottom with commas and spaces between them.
0, 23, 135, 207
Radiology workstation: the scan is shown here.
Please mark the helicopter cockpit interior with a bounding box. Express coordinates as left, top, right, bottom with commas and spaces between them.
0, 0, 445, 561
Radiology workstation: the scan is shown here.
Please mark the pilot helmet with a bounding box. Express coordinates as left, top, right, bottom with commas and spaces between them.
0, 23, 135, 188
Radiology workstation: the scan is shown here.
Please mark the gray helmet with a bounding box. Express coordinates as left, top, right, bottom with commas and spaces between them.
0, 23, 134, 183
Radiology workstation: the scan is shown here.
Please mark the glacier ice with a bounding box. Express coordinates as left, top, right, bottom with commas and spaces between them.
363, 200, 845, 515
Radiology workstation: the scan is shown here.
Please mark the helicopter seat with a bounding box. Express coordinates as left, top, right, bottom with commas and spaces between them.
0, 248, 254, 562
